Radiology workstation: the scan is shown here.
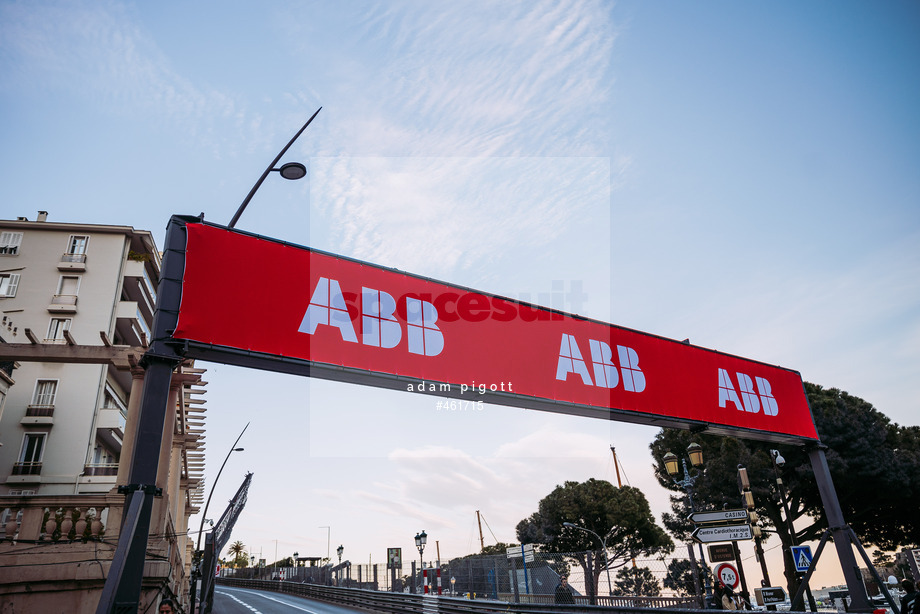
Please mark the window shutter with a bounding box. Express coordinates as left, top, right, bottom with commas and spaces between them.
5, 273, 20, 297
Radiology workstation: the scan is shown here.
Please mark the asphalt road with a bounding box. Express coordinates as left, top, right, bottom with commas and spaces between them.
213, 585, 369, 614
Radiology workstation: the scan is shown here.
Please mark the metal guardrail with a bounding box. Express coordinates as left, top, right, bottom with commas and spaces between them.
218, 578, 706, 614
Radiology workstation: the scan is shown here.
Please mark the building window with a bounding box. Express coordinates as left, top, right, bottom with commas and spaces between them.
135, 307, 151, 341
141, 266, 157, 302
92, 443, 117, 465
67, 235, 89, 255
13, 433, 45, 475
0, 232, 23, 256
46, 317, 72, 342
0, 273, 20, 297
32, 379, 58, 408
52, 275, 81, 308
103, 386, 126, 411
57, 275, 81, 296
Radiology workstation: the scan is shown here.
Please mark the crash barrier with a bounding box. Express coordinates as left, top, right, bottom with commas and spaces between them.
217, 578, 702, 613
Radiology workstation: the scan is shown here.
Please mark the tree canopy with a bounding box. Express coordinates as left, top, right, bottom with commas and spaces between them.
612, 566, 661, 596
516, 478, 673, 603
227, 540, 249, 568
650, 382, 920, 595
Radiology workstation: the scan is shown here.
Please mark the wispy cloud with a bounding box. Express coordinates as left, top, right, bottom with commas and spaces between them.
0, 0, 270, 155
318, 0, 615, 157
311, 156, 610, 278
294, 1, 618, 278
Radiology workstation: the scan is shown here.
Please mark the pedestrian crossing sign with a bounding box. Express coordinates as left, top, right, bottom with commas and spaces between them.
791, 545, 813, 572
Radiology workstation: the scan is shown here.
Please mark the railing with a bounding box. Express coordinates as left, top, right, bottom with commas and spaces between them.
25, 404, 55, 417
50, 294, 78, 306
218, 578, 704, 614
499, 594, 698, 608
0, 494, 110, 542
60, 252, 86, 263
11, 462, 42, 476
83, 463, 119, 476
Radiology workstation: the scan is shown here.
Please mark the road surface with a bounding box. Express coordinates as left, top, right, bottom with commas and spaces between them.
213, 585, 368, 614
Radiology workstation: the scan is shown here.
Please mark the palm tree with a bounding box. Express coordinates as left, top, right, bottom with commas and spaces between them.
228, 541, 246, 567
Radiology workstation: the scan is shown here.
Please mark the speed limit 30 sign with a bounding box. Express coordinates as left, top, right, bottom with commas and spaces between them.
715, 563, 740, 590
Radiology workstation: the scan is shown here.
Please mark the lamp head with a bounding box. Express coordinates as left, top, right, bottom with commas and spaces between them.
771, 450, 785, 467
687, 442, 704, 467
663, 452, 679, 476
737, 465, 751, 490
277, 162, 307, 180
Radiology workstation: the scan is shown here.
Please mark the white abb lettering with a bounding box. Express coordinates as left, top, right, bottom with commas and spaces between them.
298, 277, 444, 356
555, 333, 646, 392
717, 369, 778, 416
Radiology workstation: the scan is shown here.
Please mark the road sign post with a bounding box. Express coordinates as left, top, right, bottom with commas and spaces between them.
708, 544, 735, 563
755, 587, 788, 606
791, 545, 813, 573
715, 563, 740, 590
689, 509, 749, 524
692, 524, 753, 544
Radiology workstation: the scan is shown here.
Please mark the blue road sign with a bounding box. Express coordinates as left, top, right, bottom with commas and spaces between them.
791, 545, 813, 572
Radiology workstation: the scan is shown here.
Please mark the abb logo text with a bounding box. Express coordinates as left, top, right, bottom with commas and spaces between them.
718, 369, 778, 416
298, 277, 444, 356
555, 333, 646, 392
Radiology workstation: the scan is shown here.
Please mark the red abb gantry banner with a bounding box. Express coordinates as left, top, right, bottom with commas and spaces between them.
172, 223, 818, 442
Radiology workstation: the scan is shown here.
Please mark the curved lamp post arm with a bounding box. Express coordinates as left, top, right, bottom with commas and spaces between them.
195, 422, 250, 554
228, 107, 322, 228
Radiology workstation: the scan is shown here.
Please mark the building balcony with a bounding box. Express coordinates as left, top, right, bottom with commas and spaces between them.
95, 408, 126, 451
122, 259, 157, 318
11, 462, 42, 477
83, 463, 119, 477
47, 294, 78, 313
57, 252, 87, 271
114, 300, 151, 347
21, 404, 54, 426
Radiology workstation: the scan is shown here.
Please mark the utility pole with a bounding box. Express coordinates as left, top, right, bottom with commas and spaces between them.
476, 510, 485, 552
610, 446, 623, 487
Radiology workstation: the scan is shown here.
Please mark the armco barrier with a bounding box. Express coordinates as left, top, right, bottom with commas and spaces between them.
216, 578, 706, 613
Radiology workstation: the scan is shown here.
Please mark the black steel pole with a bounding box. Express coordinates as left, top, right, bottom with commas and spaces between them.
731, 541, 750, 604
96, 215, 194, 613
807, 446, 872, 613
685, 481, 712, 601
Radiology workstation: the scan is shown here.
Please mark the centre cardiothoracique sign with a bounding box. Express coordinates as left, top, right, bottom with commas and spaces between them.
171, 222, 818, 442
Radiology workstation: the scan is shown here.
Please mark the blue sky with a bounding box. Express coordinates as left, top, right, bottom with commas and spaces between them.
2, 0, 918, 589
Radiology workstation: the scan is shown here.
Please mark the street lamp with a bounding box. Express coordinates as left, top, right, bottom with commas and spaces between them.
663, 442, 712, 604
228, 107, 321, 229
564, 522, 613, 596
337, 544, 344, 563
415, 530, 427, 570
189, 423, 249, 614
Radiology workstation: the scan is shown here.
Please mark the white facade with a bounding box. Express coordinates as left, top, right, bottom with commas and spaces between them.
0, 212, 160, 495
0, 212, 207, 612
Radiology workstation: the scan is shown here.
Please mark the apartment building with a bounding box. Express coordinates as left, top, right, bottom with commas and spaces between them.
0, 212, 207, 612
